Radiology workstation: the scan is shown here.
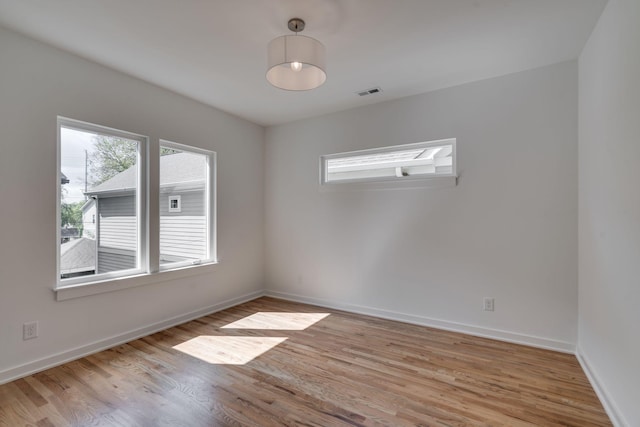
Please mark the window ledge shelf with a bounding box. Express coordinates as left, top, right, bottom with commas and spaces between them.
54, 261, 218, 301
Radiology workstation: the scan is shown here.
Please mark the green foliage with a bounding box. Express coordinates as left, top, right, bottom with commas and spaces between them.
89, 136, 180, 185
60, 200, 84, 231
89, 136, 137, 186
161, 147, 179, 156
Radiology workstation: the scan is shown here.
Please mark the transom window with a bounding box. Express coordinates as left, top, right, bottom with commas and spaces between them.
320, 138, 456, 184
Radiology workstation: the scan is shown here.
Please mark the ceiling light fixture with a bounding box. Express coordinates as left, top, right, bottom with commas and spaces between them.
266, 18, 326, 91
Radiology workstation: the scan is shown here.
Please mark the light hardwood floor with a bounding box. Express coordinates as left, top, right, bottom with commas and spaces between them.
0, 297, 611, 426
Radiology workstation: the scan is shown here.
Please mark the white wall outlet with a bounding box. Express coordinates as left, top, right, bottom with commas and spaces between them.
23, 321, 38, 340
483, 297, 495, 312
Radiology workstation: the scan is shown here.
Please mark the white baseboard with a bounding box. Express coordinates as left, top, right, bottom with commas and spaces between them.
265, 290, 575, 353
4, 289, 621, 424
0, 290, 265, 385
576, 346, 628, 427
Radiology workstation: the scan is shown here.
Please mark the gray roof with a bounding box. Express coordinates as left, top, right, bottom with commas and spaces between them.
87, 166, 137, 195
60, 237, 95, 274
87, 152, 206, 195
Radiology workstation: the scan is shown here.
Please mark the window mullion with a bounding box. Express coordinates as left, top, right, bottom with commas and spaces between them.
147, 140, 160, 274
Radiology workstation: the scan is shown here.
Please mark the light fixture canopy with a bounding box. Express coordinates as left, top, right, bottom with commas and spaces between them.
267, 18, 326, 91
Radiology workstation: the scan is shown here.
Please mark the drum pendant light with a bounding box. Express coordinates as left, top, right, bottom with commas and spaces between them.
266, 18, 327, 91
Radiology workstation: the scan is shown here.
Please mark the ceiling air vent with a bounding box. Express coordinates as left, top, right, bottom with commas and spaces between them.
357, 87, 382, 97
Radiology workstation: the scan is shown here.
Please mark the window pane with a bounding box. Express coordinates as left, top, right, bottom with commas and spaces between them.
323, 139, 455, 184
159, 145, 209, 267
60, 126, 139, 280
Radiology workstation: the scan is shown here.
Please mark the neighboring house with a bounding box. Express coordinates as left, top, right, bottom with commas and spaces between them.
85, 152, 207, 274
81, 198, 97, 239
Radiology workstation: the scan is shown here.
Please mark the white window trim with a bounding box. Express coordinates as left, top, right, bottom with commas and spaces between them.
158, 140, 217, 272
55, 118, 218, 300
320, 138, 457, 188
57, 117, 148, 288
168, 195, 182, 212
55, 262, 218, 301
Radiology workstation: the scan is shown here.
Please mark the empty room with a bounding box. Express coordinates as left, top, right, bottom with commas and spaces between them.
0, 0, 638, 426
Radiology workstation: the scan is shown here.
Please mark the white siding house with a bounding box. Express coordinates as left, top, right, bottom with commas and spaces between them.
81, 199, 97, 239
86, 152, 207, 273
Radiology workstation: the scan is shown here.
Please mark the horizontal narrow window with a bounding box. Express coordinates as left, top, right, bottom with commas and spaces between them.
320, 138, 456, 185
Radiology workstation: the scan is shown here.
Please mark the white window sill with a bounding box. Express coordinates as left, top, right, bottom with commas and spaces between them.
319, 175, 457, 192
54, 261, 218, 301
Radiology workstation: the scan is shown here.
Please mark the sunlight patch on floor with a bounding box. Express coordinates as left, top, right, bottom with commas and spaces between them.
173, 336, 288, 365
220, 312, 330, 330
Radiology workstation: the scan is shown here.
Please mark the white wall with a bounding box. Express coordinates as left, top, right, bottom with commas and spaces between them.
578, 0, 640, 425
2, 10, 634, 421
0, 27, 264, 381
265, 61, 579, 351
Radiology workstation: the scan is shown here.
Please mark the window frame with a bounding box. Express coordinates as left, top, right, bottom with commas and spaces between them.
319, 138, 457, 186
57, 117, 148, 288
158, 139, 217, 272
168, 195, 182, 213
55, 117, 217, 300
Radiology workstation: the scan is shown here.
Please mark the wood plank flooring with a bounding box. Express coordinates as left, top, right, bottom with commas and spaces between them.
0, 297, 611, 426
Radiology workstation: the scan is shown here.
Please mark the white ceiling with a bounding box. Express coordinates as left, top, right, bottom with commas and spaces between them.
0, 0, 606, 126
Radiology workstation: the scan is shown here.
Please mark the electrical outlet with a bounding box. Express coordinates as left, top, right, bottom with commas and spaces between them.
23, 321, 38, 340
483, 297, 495, 312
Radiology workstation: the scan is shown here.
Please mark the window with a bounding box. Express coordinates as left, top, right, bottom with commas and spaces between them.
168, 195, 181, 213
320, 138, 456, 185
57, 117, 216, 291
58, 117, 145, 282
159, 141, 215, 270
